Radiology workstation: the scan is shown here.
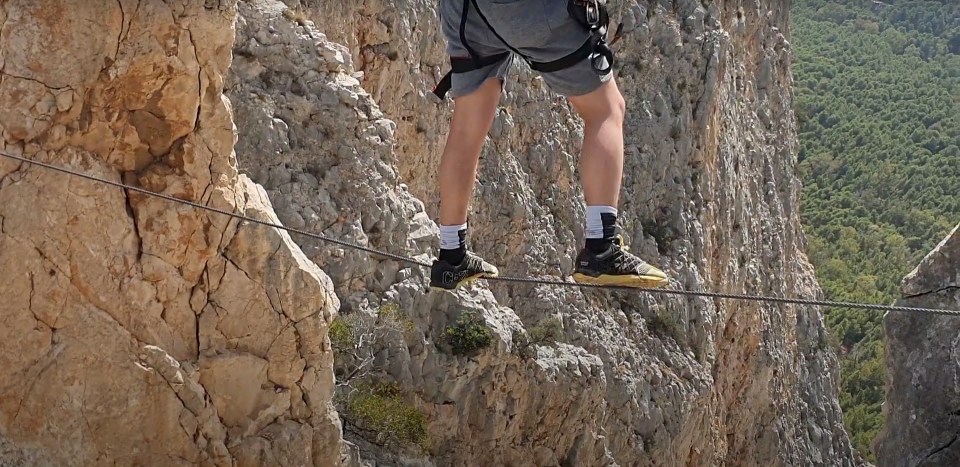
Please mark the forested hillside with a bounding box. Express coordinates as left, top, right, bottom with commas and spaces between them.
792, 0, 959, 460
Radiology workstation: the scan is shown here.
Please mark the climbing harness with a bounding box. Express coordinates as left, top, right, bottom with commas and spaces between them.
433, 0, 615, 99
568, 0, 615, 72
2, 150, 959, 317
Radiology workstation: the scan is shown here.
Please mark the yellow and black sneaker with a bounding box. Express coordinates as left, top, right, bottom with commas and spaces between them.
572, 236, 668, 288
430, 251, 500, 290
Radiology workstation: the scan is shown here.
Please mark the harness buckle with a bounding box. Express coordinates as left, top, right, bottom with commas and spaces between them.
585, 0, 601, 27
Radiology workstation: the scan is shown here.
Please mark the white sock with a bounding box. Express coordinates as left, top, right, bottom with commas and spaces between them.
440, 223, 467, 250
586, 206, 617, 239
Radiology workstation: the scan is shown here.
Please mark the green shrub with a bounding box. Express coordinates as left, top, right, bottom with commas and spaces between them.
513, 317, 564, 358
330, 303, 413, 386
343, 381, 429, 450
641, 218, 676, 254
328, 316, 355, 352
441, 310, 492, 356
329, 303, 411, 354
282, 7, 311, 26
377, 302, 414, 334
646, 313, 682, 343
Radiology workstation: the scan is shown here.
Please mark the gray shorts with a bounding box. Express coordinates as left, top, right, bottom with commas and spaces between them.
439, 0, 612, 98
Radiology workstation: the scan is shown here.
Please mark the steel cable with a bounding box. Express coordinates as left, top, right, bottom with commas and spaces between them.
2, 151, 957, 317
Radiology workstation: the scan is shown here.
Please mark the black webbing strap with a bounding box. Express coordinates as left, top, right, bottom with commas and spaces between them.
433, 73, 455, 99
434, 0, 508, 99
433, 52, 512, 99
432, 0, 613, 100
467, 0, 603, 75
468, 0, 530, 61
459, 0, 480, 62
451, 52, 512, 72
529, 38, 594, 73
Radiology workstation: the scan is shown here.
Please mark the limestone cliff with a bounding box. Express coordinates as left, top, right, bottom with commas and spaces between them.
229, 0, 858, 465
0, 1, 342, 465
875, 224, 960, 467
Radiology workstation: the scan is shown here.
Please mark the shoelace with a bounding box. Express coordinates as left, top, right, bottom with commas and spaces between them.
612, 235, 648, 272
464, 253, 484, 271
615, 233, 628, 251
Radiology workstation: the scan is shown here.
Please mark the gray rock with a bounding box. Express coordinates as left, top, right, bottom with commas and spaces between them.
876, 224, 960, 466
228, 0, 859, 465
0, 1, 343, 465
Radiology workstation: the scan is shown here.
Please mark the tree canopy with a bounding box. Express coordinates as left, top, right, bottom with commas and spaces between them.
792, 0, 959, 460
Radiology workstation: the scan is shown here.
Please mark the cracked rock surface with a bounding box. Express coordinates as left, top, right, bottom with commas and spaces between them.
229, 0, 858, 465
876, 224, 960, 467
0, 1, 343, 465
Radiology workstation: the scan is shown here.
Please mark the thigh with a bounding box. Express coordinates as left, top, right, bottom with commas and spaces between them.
439, 0, 515, 98
441, 0, 502, 57
500, 0, 610, 97
440, 0, 609, 97
539, 56, 612, 97
472, 0, 557, 48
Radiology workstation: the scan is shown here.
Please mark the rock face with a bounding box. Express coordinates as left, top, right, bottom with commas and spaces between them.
0, 1, 342, 466
229, 0, 858, 466
875, 224, 960, 467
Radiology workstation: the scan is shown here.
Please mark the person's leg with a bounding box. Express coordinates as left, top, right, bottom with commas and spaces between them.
567, 78, 626, 255
430, 77, 503, 290
566, 77, 626, 209
431, 0, 510, 289
439, 78, 503, 227
561, 77, 667, 287
436, 77, 502, 267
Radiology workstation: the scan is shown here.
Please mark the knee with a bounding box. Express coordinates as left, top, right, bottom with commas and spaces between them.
580, 88, 625, 126
593, 91, 625, 126
569, 79, 627, 125
610, 90, 626, 123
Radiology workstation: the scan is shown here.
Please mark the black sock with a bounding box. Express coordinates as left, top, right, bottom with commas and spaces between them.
439, 229, 467, 265
439, 246, 466, 265
586, 238, 612, 254
586, 212, 618, 254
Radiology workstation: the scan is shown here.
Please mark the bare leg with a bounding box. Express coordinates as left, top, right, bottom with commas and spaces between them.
567, 77, 667, 287
439, 78, 503, 225
430, 78, 503, 289
566, 77, 627, 207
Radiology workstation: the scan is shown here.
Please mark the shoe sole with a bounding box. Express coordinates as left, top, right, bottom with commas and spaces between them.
430, 270, 500, 292
572, 272, 668, 288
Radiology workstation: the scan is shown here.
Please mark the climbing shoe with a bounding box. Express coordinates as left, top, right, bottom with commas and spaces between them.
572, 235, 668, 288
430, 251, 500, 290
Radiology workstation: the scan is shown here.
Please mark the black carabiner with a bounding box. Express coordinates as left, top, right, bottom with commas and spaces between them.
586, 0, 600, 26
590, 39, 614, 75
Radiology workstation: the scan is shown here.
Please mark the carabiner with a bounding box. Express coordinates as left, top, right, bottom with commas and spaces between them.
590, 39, 614, 74
585, 0, 600, 27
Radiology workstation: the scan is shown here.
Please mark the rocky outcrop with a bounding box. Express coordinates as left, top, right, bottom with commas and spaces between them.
229, 0, 857, 466
229, 3, 610, 465
875, 224, 960, 467
0, 1, 342, 465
